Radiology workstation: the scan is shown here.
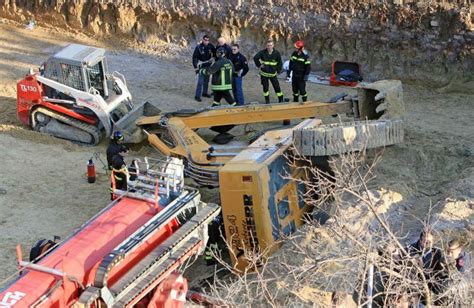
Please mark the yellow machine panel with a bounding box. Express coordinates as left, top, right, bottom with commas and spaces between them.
219, 119, 320, 271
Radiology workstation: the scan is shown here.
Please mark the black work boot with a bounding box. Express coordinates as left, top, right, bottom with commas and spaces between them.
302, 95, 308, 102
264, 96, 270, 104
278, 96, 284, 103
293, 95, 299, 102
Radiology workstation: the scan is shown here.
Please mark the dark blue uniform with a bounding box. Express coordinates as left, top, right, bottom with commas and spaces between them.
229, 52, 249, 105
106, 140, 121, 170
193, 42, 215, 99
110, 147, 129, 200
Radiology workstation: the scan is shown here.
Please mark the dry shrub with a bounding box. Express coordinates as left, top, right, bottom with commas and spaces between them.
204, 142, 472, 307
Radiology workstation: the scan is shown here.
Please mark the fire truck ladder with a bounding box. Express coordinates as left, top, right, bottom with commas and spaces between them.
78, 157, 220, 307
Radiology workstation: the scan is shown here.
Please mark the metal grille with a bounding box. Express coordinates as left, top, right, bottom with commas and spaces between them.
45, 62, 61, 82
112, 157, 185, 202
61, 64, 85, 91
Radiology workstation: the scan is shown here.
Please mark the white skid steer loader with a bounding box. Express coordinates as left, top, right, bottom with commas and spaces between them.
17, 44, 159, 145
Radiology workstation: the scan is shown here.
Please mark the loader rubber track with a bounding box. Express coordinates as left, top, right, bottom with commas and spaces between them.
32, 107, 101, 145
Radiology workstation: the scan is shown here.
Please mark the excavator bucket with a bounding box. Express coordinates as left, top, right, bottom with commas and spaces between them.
357, 79, 405, 120
114, 101, 161, 143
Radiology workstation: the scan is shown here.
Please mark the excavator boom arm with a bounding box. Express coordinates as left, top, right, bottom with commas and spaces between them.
137, 101, 353, 129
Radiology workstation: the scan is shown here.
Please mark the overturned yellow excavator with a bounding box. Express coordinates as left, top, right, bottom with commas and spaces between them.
135, 80, 405, 271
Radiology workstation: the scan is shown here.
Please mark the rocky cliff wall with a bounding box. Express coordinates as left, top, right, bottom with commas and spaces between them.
1, 0, 472, 84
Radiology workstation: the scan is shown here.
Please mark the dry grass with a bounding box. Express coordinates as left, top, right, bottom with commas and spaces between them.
203, 142, 472, 307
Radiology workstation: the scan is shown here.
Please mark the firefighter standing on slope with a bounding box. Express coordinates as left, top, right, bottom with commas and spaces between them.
199, 47, 235, 107
253, 40, 284, 104
289, 40, 311, 102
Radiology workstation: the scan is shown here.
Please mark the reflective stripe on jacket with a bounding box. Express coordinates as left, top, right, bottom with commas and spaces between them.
253, 49, 283, 78
201, 58, 234, 91
289, 50, 311, 76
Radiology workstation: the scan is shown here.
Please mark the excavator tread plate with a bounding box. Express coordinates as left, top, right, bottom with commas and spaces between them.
293, 119, 404, 156
110, 204, 220, 305
33, 107, 101, 145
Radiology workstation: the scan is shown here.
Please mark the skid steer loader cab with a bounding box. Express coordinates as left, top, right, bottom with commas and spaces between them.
44, 44, 108, 98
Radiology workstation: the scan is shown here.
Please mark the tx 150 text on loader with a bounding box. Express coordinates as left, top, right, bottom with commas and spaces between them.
16, 44, 158, 145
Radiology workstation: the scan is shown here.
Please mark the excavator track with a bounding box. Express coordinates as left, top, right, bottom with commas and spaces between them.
111, 204, 220, 307
112, 241, 198, 306
31, 107, 101, 145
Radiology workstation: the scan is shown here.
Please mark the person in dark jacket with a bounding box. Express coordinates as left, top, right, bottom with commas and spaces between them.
200, 47, 235, 107
406, 229, 445, 305
110, 145, 129, 200
289, 40, 311, 102
106, 131, 124, 170
192, 35, 215, 102
215, 37, 232, 59
253, 40, 284, 103
406, 229, 440, 269
229, 44, 249, 105
419, 239, 472, 306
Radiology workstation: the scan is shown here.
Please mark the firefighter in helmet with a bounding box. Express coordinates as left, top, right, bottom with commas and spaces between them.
288, 40, 311, 102
106, 131, 124, 170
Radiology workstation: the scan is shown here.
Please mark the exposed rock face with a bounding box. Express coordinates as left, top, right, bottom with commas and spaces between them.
1, 0, 472, 84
